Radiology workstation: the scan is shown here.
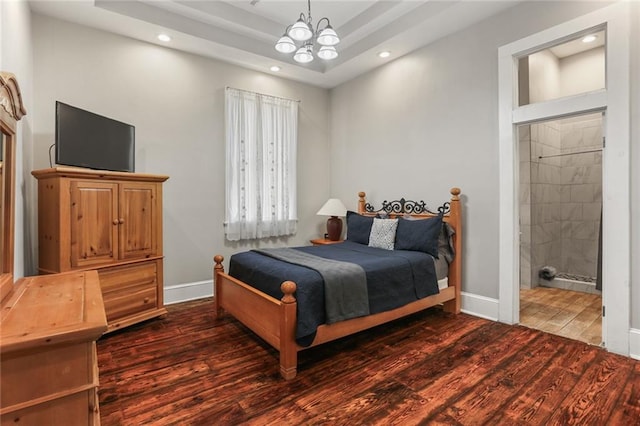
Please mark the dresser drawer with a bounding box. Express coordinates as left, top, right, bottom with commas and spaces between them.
98, 261, 157, 293
98, 261, 158, 321
103, 284, 157, 321
1, 389, 98, 426
1, 342, 96, 410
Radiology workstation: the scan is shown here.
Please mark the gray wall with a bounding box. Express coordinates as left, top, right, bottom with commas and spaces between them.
329, 0, 638, 324
30, 14, 331, 289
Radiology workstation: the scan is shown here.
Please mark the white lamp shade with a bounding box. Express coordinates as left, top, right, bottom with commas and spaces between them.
317, 198, 347, 217
317, 26, 339, 46
294, 46, 314, 63
289, 19, 313, 41
317, 45, 338, 60
275, 35, 296, 53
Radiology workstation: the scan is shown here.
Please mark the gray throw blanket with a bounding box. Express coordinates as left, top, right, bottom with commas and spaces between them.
254, 248, 369, 323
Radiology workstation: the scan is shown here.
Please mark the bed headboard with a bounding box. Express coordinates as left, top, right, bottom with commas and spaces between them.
360, 188, 456, 213
356, 188, 462, 313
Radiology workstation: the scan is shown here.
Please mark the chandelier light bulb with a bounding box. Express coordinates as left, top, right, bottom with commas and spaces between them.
317, 45, 338, 60
317, 25, 339, 46
294, 46, 314, 63
289, 19, 313, 41
275, 35, 296, 53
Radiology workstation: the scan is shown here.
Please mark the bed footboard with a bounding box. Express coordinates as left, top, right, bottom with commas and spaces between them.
213, 256, 298, 379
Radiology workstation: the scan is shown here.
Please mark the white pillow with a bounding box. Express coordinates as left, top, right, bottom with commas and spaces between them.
368, 218, 398, 250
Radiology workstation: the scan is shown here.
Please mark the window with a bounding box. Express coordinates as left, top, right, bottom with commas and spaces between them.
224, 87, 298, 241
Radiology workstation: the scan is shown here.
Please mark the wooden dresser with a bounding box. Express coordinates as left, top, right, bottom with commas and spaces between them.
1, 73, 110, 423
0, 271, 107, 424
32, 167, 169, 332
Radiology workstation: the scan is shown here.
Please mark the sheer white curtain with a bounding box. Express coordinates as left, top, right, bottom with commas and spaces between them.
225, 87, 298, 241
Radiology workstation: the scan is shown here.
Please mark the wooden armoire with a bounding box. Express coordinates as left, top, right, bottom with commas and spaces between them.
32, 167, 169, 332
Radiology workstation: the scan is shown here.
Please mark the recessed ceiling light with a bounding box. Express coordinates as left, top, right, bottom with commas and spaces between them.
157, 34, 171, 42
378, 51, 391, 58
270, 66, 281, 72
582, 35, 597, 43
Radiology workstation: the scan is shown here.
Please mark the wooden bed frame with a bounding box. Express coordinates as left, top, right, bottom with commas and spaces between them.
213, 188, 462, 380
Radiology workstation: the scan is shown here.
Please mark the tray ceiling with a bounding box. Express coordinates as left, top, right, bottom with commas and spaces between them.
29, 1, 520, 88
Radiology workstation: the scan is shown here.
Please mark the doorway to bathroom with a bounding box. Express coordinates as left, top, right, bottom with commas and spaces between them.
515, 28, 605, 345
498, 2, 631, 355
518, 112, 603, 345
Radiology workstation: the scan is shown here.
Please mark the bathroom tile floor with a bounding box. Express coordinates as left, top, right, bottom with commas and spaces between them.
520, 286, 602, 346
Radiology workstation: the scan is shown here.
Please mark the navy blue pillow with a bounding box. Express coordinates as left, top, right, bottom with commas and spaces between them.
346, 211, 374, 245
395, 215, 443, 257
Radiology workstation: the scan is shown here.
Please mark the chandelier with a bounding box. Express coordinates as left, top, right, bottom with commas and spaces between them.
274, 0, 340, 63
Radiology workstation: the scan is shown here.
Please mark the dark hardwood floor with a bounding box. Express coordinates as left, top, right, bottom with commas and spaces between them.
97, 298, 640, 425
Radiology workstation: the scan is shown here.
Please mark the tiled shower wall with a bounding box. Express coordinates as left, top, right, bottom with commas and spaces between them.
520, 120, 563, 288
519, 113, 602, 289
519, 126, 533, 288
559, 114, 602, 278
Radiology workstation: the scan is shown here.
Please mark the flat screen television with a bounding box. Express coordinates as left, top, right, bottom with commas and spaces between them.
55, 101, 135, 172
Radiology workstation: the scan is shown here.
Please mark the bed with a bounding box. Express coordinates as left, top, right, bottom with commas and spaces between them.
213, 188, 462, 380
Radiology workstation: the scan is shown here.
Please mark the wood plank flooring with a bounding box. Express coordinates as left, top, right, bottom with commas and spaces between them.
520, 287, 601, 345
97, 298, 639, 425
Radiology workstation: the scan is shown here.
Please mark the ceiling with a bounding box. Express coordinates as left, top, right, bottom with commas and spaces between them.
549, 29, 605, 58
28, 0, 524, 88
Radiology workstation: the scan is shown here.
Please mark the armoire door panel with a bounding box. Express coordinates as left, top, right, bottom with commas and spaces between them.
70, 181, 119, 268
119, 183, 156, 260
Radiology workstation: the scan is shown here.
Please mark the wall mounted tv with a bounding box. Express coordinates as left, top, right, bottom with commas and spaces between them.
55, 101, 135, 173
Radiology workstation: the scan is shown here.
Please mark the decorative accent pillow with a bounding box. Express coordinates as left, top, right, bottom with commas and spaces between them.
346, 211, 374, 245
368, 218, 398, 250
395, 215, 443, 257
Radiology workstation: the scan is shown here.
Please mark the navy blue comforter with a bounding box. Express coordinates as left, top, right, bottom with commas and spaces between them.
228, 241, 438, 346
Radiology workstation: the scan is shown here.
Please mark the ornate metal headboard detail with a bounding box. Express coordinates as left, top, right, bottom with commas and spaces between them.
364, 198, 451, 215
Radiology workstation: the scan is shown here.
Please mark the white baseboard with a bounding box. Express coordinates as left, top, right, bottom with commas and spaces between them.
630, 328, 640, 360
164, 280, 213, 305
460, 291, 499, 321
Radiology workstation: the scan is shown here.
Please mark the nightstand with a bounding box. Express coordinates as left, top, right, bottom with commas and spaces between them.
310, 238, 344, 245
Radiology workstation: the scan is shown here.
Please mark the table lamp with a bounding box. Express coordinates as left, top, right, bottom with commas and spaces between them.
316, 198, 347, 241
